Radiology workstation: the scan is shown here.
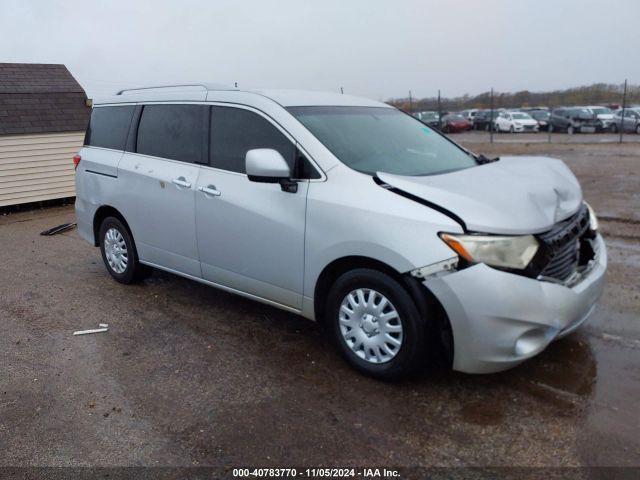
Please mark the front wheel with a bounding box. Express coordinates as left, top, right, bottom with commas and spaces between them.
327, 269, 429, 380
99, 216, 151, 284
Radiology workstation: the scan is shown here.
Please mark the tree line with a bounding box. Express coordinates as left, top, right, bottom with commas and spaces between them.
388, 83, 640, 112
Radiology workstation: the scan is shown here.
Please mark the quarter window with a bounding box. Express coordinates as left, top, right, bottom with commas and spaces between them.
210, 106, 295, 174
136, 104, 207, 163
84, 106, 134, 150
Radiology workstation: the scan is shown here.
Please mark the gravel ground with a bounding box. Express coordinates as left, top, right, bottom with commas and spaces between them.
0, 138, 638, 473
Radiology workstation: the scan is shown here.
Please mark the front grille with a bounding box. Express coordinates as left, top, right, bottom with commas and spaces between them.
536, 205, 591, 282
540, 238, 579, 280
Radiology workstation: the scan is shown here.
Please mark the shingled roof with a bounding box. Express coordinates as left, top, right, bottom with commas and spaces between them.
0, 63, 90, 136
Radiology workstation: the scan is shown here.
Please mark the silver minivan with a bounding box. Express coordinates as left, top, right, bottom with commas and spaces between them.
75, 84, 606, 379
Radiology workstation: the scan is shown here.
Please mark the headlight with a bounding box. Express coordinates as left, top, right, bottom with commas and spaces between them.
585, 202, 598, 231
439, 233, 539, 269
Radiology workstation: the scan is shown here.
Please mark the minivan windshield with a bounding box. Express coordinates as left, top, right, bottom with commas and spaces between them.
288, 106, 477, 176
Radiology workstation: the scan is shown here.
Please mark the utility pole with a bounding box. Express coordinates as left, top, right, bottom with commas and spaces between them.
547, 99, 552, 144
490, 87, 494, 144
437, 90, 442, 130
620, 79, 627, 144
409, 90, 413, 114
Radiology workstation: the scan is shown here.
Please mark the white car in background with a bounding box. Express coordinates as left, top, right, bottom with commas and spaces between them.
494, 111, 539, 133
460, 109, 479, 123
584, 106, 614, 132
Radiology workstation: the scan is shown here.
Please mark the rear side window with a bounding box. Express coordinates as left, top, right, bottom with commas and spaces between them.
136, 104, 207, 163
210, 106, 295, 174
84, 106, 134, 150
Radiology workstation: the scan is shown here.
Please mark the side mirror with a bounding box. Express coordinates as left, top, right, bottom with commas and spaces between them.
246, 148, 297, 193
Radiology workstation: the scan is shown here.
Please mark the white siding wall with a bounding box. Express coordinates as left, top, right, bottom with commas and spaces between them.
0, 131, 83, 207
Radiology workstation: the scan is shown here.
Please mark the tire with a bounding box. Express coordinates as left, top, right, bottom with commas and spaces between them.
326, 268, 429, 380
99, 216, 151, 284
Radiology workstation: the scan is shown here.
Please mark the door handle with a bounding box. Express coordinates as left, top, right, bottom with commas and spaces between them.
198, 185, 221, 197
172, 177, 192, 188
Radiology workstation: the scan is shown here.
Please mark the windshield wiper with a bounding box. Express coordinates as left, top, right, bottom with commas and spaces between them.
476, 154, 499, 165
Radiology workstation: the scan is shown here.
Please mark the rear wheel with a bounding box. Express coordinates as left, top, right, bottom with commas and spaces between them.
99, 216, 151, 284
327, 268, 429, 380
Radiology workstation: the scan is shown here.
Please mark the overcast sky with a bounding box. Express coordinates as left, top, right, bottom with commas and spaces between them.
2, 0, 639, 100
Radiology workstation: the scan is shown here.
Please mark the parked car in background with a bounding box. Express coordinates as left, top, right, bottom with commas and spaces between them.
521, 106, 549, 113
584, 106, 614, 132
494, 111, 539, 133
460, 109, 478, 123
415, 111, 440, 129
472, 110, 501, 131
528, 110, 550, 131
549, 108, 599, 134
440, 114, 472, 133
611, 108, 640, 134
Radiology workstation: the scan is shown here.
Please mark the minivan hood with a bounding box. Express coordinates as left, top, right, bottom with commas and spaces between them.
377, 156, 582, 234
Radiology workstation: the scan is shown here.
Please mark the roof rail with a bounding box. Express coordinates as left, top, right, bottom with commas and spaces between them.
116, 83, 235, 95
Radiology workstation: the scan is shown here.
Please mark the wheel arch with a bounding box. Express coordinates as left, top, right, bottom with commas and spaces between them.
313, 255, 453, 367
92, 205, 132, 247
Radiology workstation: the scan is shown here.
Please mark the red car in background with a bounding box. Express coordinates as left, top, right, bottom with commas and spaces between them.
441, 114, 472, 133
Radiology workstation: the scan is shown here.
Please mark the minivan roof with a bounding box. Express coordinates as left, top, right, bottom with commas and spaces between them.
93, 84, 390, 109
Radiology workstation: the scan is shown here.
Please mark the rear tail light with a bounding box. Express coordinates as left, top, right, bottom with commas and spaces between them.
73, 154, 81, 170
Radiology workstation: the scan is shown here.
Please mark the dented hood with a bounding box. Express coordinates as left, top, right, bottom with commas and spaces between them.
377, 156, 582, 234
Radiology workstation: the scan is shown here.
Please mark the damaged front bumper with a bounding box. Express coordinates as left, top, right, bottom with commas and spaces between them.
423, 234, 607, 374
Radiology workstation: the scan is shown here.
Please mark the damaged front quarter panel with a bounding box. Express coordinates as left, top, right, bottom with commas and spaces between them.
410, 256, 459, 279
